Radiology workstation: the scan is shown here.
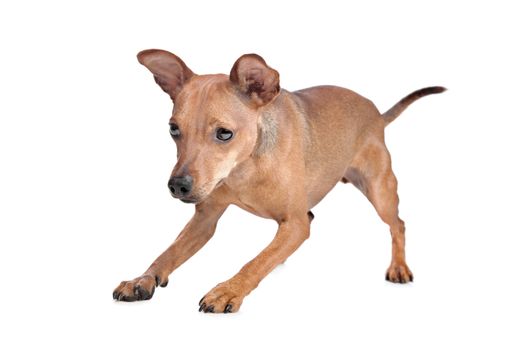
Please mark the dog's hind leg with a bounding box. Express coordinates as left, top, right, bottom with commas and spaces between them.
343, 142, 413, 283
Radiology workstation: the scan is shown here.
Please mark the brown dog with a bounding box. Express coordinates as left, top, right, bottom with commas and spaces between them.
113, 49, 445, 313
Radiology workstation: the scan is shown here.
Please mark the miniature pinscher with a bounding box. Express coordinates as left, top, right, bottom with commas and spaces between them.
113, 49, 445, 313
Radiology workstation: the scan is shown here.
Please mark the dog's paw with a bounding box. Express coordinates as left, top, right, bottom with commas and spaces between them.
385, 262, 413, 284
198, 280, 246, 314
113, 274, 168, 302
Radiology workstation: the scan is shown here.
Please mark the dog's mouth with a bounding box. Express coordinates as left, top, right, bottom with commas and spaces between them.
180, 198, 198, 204
178, 179, 226, 205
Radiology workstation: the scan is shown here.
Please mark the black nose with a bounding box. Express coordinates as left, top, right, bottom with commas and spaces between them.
168, 175, 193, 198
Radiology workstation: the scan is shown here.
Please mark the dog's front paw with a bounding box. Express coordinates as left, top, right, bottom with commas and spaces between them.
385, 261, 413, 283
198, 280, 247, 314
113, 274, 164, 301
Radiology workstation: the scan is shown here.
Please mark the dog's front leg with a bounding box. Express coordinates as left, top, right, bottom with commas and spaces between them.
199, 213, 310, 313
113, 201, 227, 301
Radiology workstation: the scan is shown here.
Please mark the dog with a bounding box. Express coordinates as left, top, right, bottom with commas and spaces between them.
113, 49, 445, 313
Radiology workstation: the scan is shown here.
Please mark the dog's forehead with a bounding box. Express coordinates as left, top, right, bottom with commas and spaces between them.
188, 74, 228, 91
171, 74, 250, 125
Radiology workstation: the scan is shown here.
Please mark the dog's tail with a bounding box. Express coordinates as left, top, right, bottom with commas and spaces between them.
382, 86, 446, 125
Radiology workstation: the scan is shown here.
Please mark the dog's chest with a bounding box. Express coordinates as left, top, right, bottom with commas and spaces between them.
226, 182, 276, 219
224, 174, 287, 220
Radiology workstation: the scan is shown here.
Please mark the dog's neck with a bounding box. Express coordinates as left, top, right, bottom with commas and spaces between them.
252, 92, 309, 158
253, 110, 278, 156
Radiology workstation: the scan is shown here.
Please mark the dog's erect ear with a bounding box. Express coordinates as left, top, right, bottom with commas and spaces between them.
230, 54, 280, 106
137, 49, 194, 102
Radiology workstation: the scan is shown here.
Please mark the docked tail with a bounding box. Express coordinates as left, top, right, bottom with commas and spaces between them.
383, 86, 446, 125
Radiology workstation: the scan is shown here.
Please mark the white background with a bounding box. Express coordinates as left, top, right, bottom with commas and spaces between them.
1, 0, 524, 349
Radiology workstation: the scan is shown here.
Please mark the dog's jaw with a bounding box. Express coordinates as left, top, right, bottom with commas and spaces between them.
179, 178, 227, 205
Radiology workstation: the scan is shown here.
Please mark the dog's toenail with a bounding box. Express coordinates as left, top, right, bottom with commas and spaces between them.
199, 303, 206, 312
307, 211, 314, 221
224, 304, 233, 313
205, 305, 214, 313
199, 297, 204, 306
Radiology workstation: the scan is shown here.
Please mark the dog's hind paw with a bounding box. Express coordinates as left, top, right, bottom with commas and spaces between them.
385, 262, 413, 284
113, 274, 161, 302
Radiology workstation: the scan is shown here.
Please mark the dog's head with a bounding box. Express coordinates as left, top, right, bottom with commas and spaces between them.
137, 50, 280, 203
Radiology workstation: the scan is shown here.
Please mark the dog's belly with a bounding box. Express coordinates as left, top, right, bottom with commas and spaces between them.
306, 172, 346, 208
305, 149, 351, 208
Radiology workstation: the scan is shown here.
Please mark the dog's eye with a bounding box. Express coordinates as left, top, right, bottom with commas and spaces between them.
169, 124, 181, 137
216, 128, 233, 142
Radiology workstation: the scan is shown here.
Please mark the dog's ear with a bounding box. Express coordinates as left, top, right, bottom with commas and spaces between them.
230, 54, 280, 106
137, 49, 194, 102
